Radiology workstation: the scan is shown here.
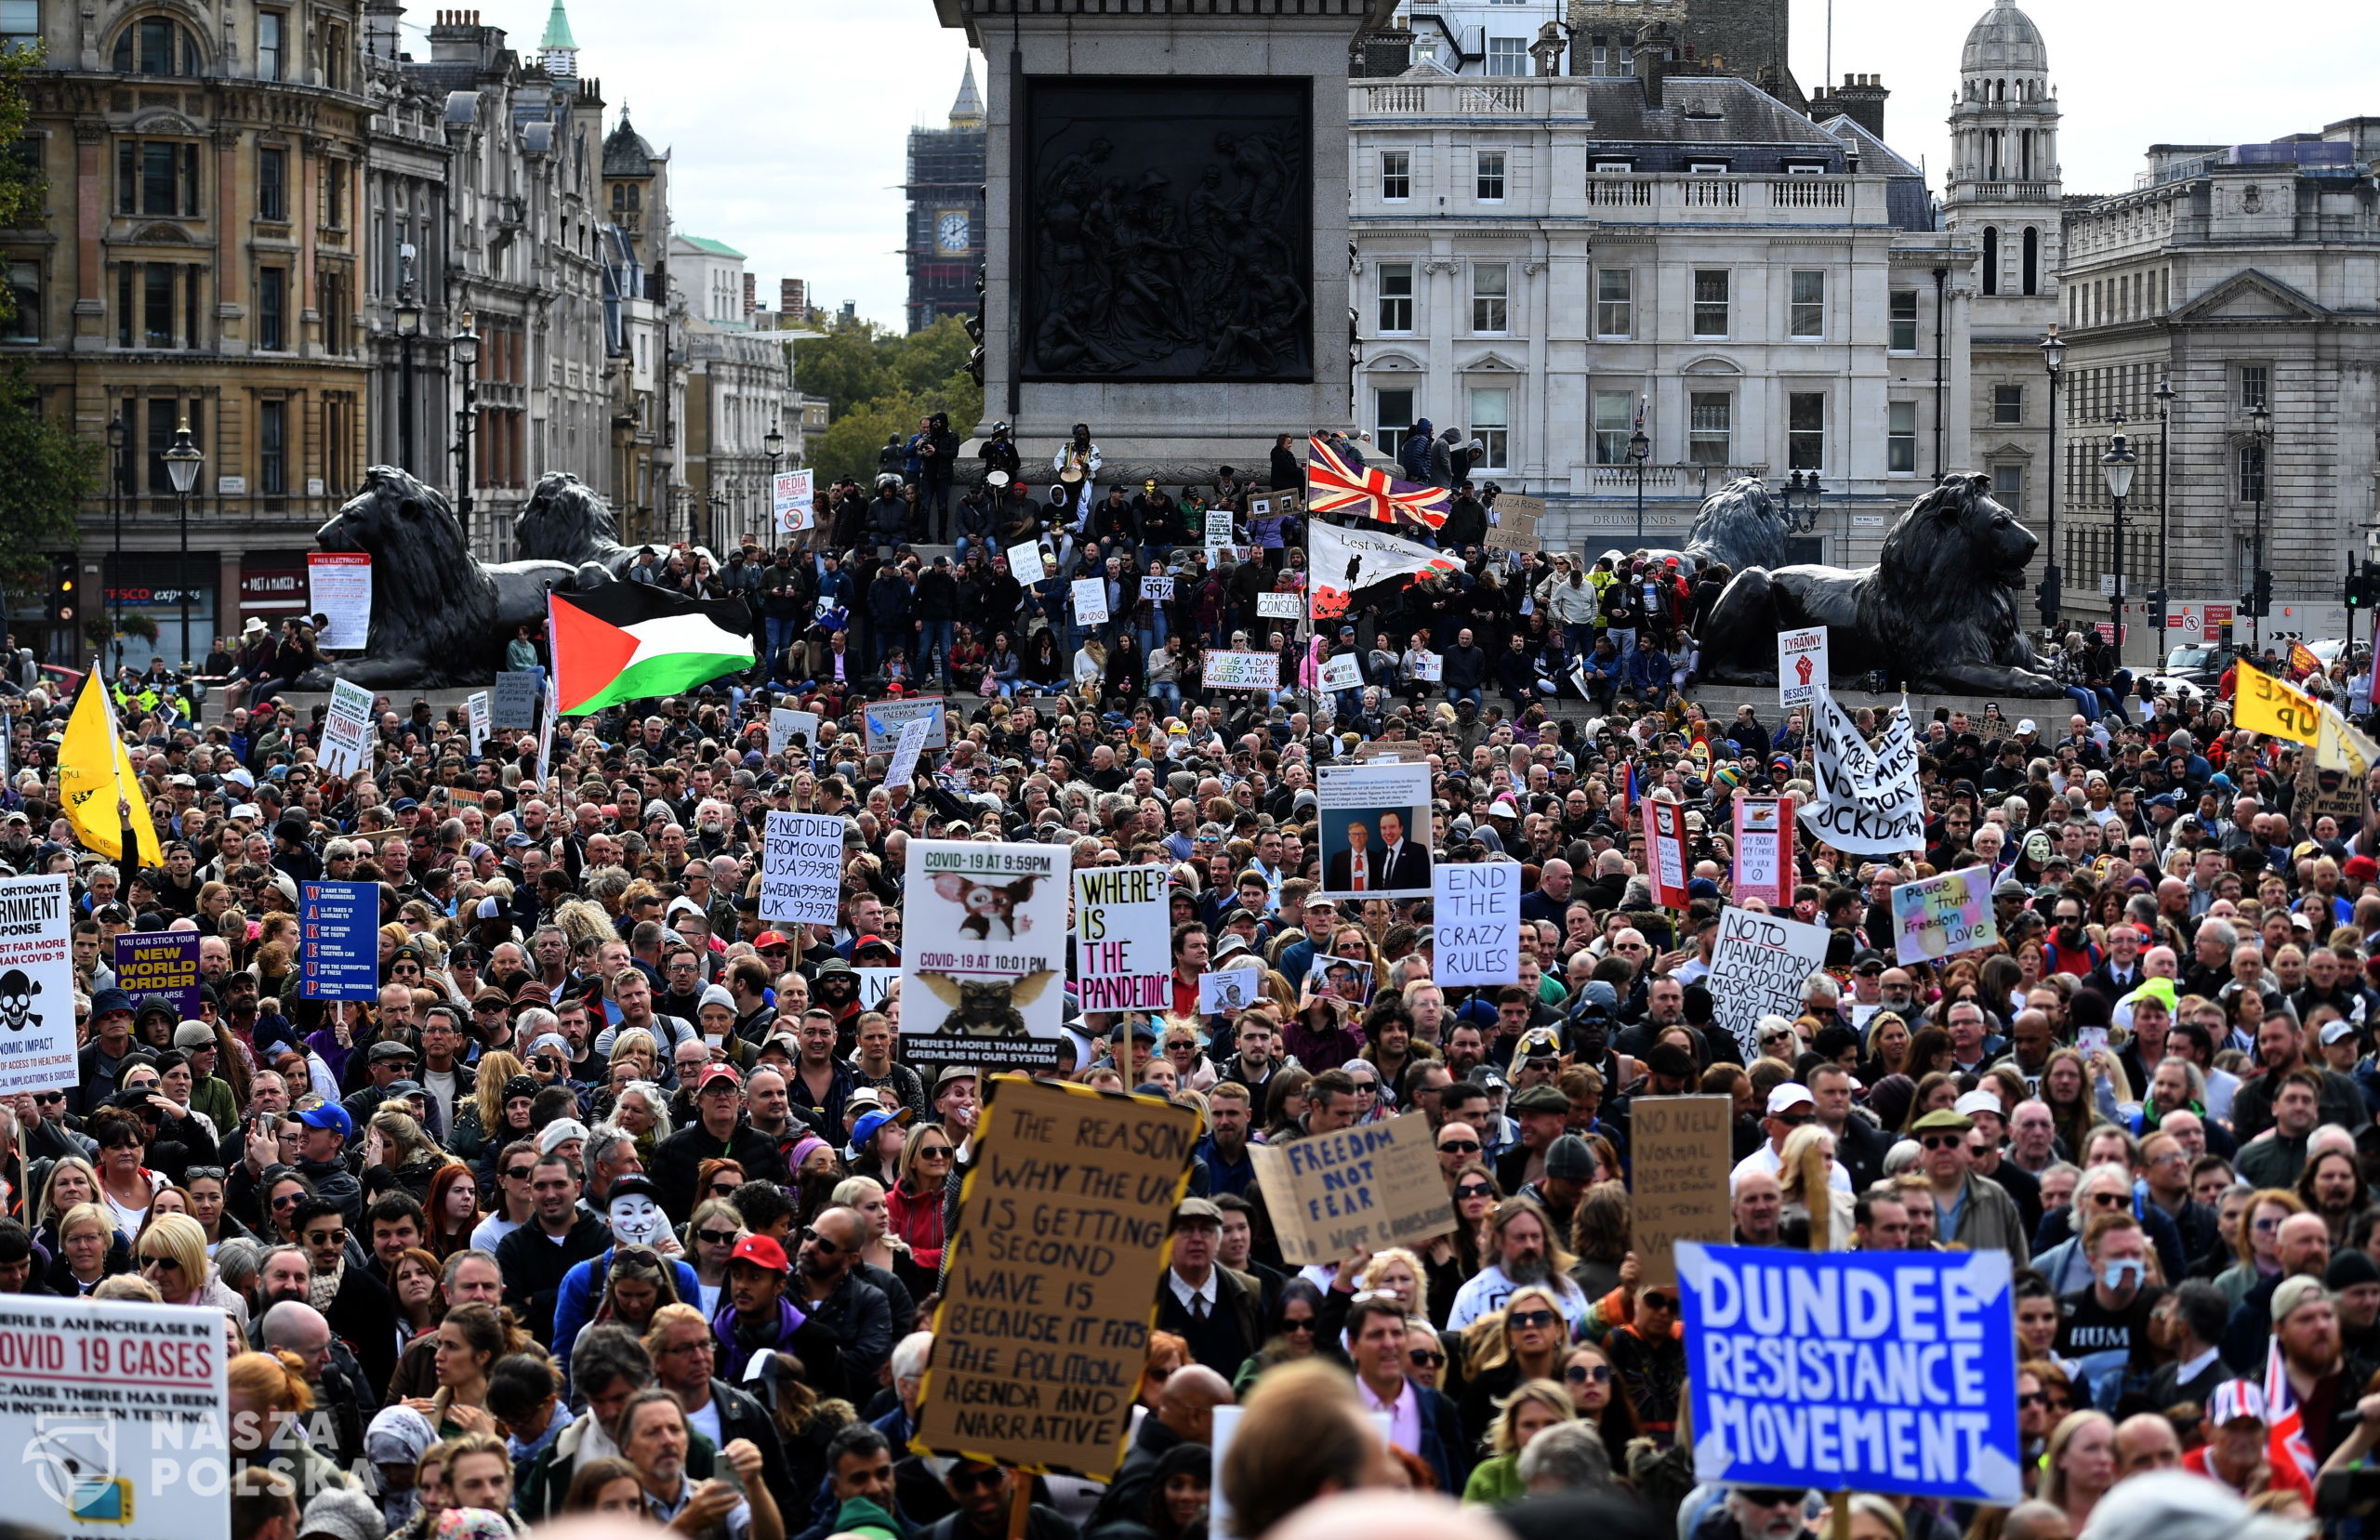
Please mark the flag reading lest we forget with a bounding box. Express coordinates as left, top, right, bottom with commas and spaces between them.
912, 1075, 1198, 1478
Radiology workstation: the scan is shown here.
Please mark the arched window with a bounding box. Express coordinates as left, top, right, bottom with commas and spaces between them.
1982, 227, 2000, 296
112, 14, 200, 76
1994, 78, 2005, 102
2021, 228, 2040, 296
610, 185, 625, 210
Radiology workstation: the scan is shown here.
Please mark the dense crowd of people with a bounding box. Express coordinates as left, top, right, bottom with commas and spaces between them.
7, 434, 2380, 1540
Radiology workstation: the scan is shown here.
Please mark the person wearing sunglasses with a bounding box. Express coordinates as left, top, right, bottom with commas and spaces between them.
1561, 1341, 1642, 1454
933, 1457, 1071, 1540
1910, 1106, 2031, 1265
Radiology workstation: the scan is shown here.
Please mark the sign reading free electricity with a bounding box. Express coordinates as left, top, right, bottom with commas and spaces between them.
1678, 1242, 2022, 1504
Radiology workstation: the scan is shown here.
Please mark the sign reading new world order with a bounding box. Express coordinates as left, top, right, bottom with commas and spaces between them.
1677, 1243, 2022, 1504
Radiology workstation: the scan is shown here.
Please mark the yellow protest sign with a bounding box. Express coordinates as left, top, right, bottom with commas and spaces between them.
2235, 661, 2319, 744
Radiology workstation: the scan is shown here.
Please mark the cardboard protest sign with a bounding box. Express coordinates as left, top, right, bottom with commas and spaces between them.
1142, 575, 1175, 601
1008, 541, 1048, 586
914, 1075, 1197, 1478
882, 717, 932, 792
1778, 625, 1828, 709
1434, 861, 1520, 987
1197, 968, 1258, 1018
760, 812, 844, 927
316, 678, 376, 778
1679, 1243, 2021, 1502
299, 880, 380, 1002
902, 840, 1068, 1071
1317, 653, 1362, 692
1316, 761, 1433, 899
1708, 906, 1831, 1060
1643, 799, 1690, 908
1483, 507, 1541, 554
1627, 1096, 1735, 1287
2300, 751, 2365, 823
114, 931, 201, 1018
1800, 687, 1924, 855
1071, 577, 1110, 625
1731, 796, 1795, 908
769, 706, 819, 757
491, 670, 542, 731
1256, 592, 1302, 620
6, 1296, 231, 1540
863, 695, 947, 754
1074, 866, 1171, 1011
1206, 509, 1237, 546
1492, 494, 1546, 522
1204, 651, 1279, 690
774, 467, 815, 533
0, 875, 73, 1093
1890, 868, 1999, 964
1248, 1111, 1455, 1265
466, 690, 491, 753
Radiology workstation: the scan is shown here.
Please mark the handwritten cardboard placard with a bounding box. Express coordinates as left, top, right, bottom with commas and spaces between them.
913, 1075, 1198, 1478
1248, 1111, 1454, 1266
1629, 1095, 1735, 1287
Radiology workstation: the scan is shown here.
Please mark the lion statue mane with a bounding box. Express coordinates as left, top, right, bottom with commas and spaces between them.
1683, 476, 1790, 574
513, 470, 631, 578
313, 467, 582, 688
1698, 473, 2065, 696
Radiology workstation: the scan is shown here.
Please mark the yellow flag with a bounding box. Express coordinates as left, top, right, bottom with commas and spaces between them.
2234, 660, 2320, 744
60, 667, 162, 868
2318, 704, 2380, 776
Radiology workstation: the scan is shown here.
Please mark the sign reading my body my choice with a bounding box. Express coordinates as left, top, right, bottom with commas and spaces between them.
299, 881, 382, 1001
1678, 1242, 2021, 1503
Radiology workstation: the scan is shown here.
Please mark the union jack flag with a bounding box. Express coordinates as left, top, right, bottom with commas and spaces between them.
1305, 435, 1449, 530
2265, 1336, 2320, 1485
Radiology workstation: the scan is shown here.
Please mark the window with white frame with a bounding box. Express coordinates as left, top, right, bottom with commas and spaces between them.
1790, 270, 1825, 339
1486, 36, 1527, 74
2238, 364, 2268, 410
1475, 150, 1506, 202
1472, 263, 1508, 333
1692, 270, 1728, 337
1593, 390, 1635, 465
1788, 392, 1825, 471
2238, 441, 2266, 503
1688, 160, 1729, 174
1378, 263, 1413, 333
1594, 269, 1631, 337
1381, 150, 1411, 202
1376, 387, 1415, 458
1593, 158, 1633, 173
1887, 401, 1918, 473
1470, 387, 1510, 470
1688, 392, 1731, 465
1889, 291, 1918, 352
1991, 462, 2024, 517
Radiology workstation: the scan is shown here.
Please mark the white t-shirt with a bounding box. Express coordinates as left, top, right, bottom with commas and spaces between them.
422, 1068, 460, 1137
470, 1213, 523, 1254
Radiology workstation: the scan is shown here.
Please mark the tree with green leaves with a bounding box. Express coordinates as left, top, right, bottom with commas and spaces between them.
801, 316, 983, 488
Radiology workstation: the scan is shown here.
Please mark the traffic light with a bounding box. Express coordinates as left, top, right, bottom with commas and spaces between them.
2348, 570, 2370, 610
2148, 588, 2169, 630
2035, 567, 2062, 627
47, 556, 73, 622
2251, 569, 2273, 618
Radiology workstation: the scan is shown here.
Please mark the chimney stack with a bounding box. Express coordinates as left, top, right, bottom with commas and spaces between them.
1831, 73, 1890, 142
1633, 22, 1670, 110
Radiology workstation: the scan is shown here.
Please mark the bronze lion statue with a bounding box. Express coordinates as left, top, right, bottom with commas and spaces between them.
1698, 473, 2064, 696
1684, 476, 1791, 574
512, 470, 633, 579
313, 467, 582, 688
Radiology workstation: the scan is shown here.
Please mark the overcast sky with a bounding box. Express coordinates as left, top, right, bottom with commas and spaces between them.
451, 0, 2377, 332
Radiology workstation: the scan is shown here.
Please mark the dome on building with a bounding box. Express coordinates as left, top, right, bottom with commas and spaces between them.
1962, 0, 2046, 77
603, 108, 656, 177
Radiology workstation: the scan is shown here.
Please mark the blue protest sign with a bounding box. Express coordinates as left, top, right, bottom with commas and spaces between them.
298, 881, 381, 1001
1677, 1242, 2021, 1503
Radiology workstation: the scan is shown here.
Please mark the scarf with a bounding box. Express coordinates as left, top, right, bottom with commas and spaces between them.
309, 1257, 344, 1312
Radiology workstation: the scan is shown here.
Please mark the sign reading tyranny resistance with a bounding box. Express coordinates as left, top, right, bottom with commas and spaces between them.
1890, 868, 1999, 965
1073, 866, 1170, 1011
760, 812, 844, 928
1800, 685, 1924, 856
913, 1075, 1197, 1478
1249, 1111, 1455, 1265
113, 931, 201, 1018
1678, 1243, 2021, 1503
1707, 906, 1831, 1061
0, 875, 74, 1095
902, 840, 1069, 1072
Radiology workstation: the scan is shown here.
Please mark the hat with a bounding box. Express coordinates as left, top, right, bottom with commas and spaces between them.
364, 1404, 439, 1466
1765, 1084, 1816, 1117
385, 1078, 425, 1099
2123, 977, 2178, 1016
852, 934, 896, 959
1645, 1042, 1697, 1080
1849, 949, 1886, 974
300, 1482, 389, 1540
2323, 1020, 2359, 1047
1953, 1089, 2004, 1121
694, 1062, 742, 1092
1909, 1108, 1974, 1135
2271, 1274, 2330, 1327
1171, 1197, 1223, 1229
297, 1103, 353, 1141
525, 1032, 572, 1061
934, 1064, 978, 1088
753, 930, 791, 950
2347, 855, 2380, 883
367, 1039, 416, 1064
173, 1021, 217, 1049
2207, 1379, 2268, 1428
2016, 719, 2038, 734
847, 1108, 911, 1157
1213, 933, 1252, 962
605, 1174, 663, 1208
2329, 1249, 2380, 1292
814, 956, 856, 977
537, 1119, 589, 1155
1515, 1027, 1563, 1061
1509, 1084, 1569, 1115
729, 1234, 791, 1273
1543, 1134, 1596, 1181
88, 987, 135, 1020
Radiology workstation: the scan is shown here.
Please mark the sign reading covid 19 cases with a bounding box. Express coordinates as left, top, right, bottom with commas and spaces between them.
1678, 1243, 2021, 1504
298, 880, 381, 1001
0, 875, 75, 1095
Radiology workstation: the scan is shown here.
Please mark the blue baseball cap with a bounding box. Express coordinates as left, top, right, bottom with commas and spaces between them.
297, 1104, 353, 1141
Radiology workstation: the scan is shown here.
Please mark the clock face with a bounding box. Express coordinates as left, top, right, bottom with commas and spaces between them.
936, 211, 971, 253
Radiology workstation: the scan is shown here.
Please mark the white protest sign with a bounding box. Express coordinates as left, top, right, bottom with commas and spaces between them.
1205, 651, 1279, 690
768, 706, 818, 757
537, 676, 559, 788
1434, 860, 1520, 987
1142, 576, 1175, 601
1206, 509, 1236, 546
1257, 592, 1302, 620
307, 552, 371, 650
1731, 796, 1796, 908
316, 678, 377, 779
1071, 576, 1110, 625
883, 717, 932, 791
0, 874, 74, 1094
1198, 968, 1259, 1018
1413, 652, 1443, 682
760, 810, 843, 927
1799, 686, 1925, 856
1778, 625, 1829, 709
1074, 865, 1172, 1011
6, 1296, 231, 1540
1317, 653, 1362, 692
774, 467, 815, 533
1707, 906, 1832, 1060
466, 690, 491, 753
857, 967, 899, 1009
1008, 541, 1047, 585
491, 670, 542, 731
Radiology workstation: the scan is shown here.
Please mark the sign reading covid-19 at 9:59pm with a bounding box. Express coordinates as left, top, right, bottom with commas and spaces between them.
1677, 1243, 2022, 1504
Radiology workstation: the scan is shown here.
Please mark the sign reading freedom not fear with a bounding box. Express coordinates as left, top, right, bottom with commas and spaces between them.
913, 1075, 1198, 1478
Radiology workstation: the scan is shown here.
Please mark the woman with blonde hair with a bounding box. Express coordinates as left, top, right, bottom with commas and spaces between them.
1778, 1124, 1855, 1249
2043, 1409, 2117, 1530
133, 1211, 244, 1311
1458, 1283, 1568, 1435
681, 1196, 745, 1315
1461, 1379, 1575, 1505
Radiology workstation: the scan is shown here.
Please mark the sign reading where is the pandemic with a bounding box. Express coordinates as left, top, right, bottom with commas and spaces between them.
0, 875, 74, 1094
902, 839, 1068, 1072
1073, 866, 1170, 1011
1678, 1243, 2022, 1503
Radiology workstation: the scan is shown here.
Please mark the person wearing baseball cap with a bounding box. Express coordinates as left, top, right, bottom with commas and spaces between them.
75, 986, 151, 1114
292, 1102, 364, 1226
1729, 1086, 1853, 1198
714, 1232, 814, 1382
648, 1059, 789, 1224
2182, 1378, 2313, 1505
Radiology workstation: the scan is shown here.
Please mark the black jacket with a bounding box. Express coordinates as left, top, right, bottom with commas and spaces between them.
495, 1211, 613, 1348
1152, 1266, 1260, 1375
650, 1116, 791, 1223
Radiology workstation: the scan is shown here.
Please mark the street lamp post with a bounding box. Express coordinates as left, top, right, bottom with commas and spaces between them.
764, 425, 786, 545
2249, 400, 2273, 650
396, 292, 423, 475
2040, 325, 2067, 631
1781, 470, 1823, 534
2102, 412, 2136, 664
450, 311, 481, 533
163, 420, 202, 669
2153, 374, 2174, 655
106, 415, 126, 661
1627, 410, 1650, 551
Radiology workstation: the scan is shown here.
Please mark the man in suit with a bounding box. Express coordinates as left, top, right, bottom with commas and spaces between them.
1376, 809, 1432, 890
1326, 820, 1384, 895
1153, 1198, 1259, 1373
2081, 921, 2149, 1006
1346, 1292, 1470, 1494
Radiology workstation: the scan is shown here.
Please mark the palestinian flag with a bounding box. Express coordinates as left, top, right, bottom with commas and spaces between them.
549, 585, 756, 717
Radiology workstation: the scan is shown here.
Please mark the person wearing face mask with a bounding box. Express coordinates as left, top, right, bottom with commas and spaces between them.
2053, 1211, 2161, 1407
548, 1177, 701, 1395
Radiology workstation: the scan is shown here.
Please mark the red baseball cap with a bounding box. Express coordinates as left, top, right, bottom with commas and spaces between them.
729, 1234, 790, 1273
754, 931, 791, 950
852, 934, 895, 957
695, 1062, 743, 1092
